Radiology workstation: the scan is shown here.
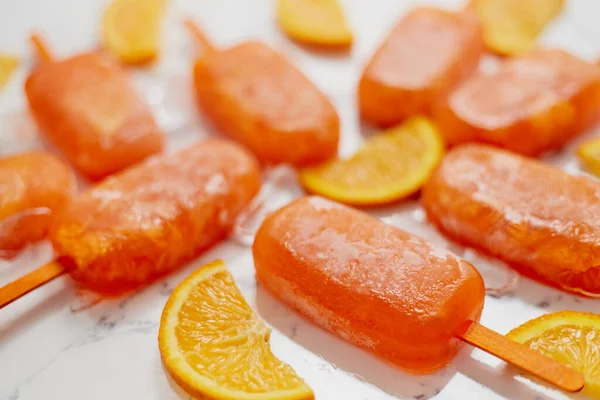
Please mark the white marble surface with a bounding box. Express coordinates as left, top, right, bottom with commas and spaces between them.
1, 0, 600, 399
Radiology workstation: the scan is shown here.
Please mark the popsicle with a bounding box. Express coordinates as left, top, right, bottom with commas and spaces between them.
435, 49, 600, 156
422, 144, 600, 297
359, 7, 483, 127
252, 196, 584, 392
185, 19, 339, 167
0, 152, 75, 254
25, 34, 164, 181
0, 139, 260, 302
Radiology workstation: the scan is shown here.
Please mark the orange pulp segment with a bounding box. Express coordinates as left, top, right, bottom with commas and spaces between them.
298, 117, 444, 206
0, 55, 18, 88
470, 0, 564, 56
277, 0, 353, 47
507, 311, 600, 398
159, 260, 314, 400
102, 0, 165, 64
577, 137, 600, 177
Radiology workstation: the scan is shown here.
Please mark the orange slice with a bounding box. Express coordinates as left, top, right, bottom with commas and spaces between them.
277, 0, 353, 47
470, 0, 564, 56
0, 55, 19, 88
298, 116, 444, 206
507, 311, 600, 398
102, 0, 165, 64
577, 138, 600, 178
158, 260, 314, 400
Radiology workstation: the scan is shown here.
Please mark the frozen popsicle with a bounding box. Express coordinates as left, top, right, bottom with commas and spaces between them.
252, 196, 584, 391
0, 152, 75, 254
25, 34, 164, 181
0, 139, 260, 302
359, 7, 483, 127
185, 19, 339, 167
435, 49, 600, 156
423, 144, 600, 297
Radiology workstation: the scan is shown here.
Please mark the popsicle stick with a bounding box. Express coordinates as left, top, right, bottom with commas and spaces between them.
0, 261, 67, 309
458, 321, 585, 393
30, 34, 54, 62
184, 18, 217, 54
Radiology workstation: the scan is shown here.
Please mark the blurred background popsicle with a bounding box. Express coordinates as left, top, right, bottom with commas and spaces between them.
185, 19, 340, 167
435, 49, 600, 156
0, 152, 75, 256
359, 7, 483, 127
25, 34, 165, 181
253, 196, 584, 391
423, 144, 600, 297
0, 139, 260, 303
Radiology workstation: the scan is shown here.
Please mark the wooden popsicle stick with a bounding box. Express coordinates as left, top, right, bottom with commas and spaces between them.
457, 321, 585, 393
0, 261, 67, 309
183, 18, 217, 54
30, 34, 54, 62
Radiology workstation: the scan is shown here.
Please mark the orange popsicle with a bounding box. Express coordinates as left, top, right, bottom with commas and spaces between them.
25, 35, 164, 181
435, 49, 600, 156
51, 139, 260, 293
0, 152, 75, 255
422, 144, 600, 297
359, 7, 483, 127
186, 20, 339, 167
253, 196, 485, 373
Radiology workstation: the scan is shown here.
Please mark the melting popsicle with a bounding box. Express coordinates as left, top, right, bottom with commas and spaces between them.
359, 7, 483, 127
423, 144, 600, 297
185, 19, 340, 167
252, 196, 583, 391
0, 139, 260, 301
0, 152, 75, 255
25, 34, 165, 181
435, 49, 600, 156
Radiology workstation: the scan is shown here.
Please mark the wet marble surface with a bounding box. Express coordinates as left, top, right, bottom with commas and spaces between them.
1, 0, 600, 399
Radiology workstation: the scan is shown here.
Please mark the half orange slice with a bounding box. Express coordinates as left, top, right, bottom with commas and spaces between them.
159, 260, 314, 400
299, 116, 444, 206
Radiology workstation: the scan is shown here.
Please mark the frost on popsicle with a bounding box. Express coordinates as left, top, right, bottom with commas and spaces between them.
423, 144, 600, 297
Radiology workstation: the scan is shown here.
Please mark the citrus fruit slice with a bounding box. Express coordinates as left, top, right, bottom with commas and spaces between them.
102, 0, 165, 64
507, 311, 600, 398
470, 0, 564, 56
577, 138, 600, 178
298, 116, 444, 206
0, 55, 19, 88
277, 0, 353, 47
158, 260, 314, 400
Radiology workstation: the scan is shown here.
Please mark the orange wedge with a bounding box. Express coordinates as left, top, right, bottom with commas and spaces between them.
277, 0, 353, 47
102, 0, 165, 64
158, 260, 314, 400
507, 311, 600, 398
298, 116, 444, 206
470, 0, 564, 56
577, 138, 600, 178
0, 55, 19, 88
